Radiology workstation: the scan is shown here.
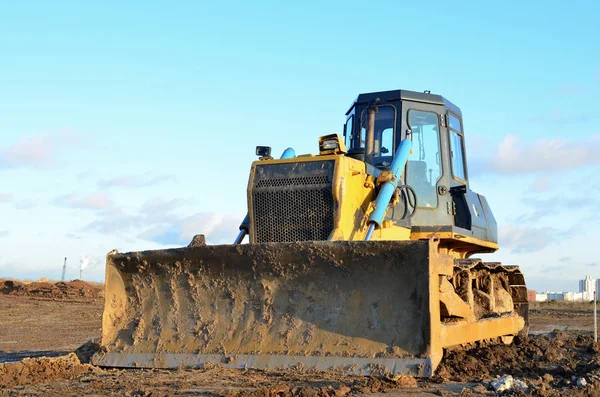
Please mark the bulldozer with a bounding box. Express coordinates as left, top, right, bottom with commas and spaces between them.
93, 89, 528, 376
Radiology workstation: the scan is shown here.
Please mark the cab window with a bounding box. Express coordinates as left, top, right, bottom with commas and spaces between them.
380, 127, 393, 157
450, 131, 466, 181
407, 110, 441, 208
344, 115, 354, 149
448, 113, 462, 132
448, 113, 467, 181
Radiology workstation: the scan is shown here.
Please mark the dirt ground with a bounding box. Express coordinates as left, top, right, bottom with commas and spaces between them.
0, 280, 102, 364
0, 279, 102, 300
1, 281, 600, 396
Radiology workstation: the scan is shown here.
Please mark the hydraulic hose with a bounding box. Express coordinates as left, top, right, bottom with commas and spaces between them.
365, 137, 413, 241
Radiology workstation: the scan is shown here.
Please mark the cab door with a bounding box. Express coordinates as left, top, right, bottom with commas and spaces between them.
387, 101, 453, 228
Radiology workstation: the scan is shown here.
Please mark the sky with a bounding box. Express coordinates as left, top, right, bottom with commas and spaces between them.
0, 1, 599, 292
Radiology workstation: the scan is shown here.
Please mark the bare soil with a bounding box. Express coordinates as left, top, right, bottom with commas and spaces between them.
0, 279, 102, 299
436, 331, 600, 396
1, 282, 599, 396
0, 281, 102, 363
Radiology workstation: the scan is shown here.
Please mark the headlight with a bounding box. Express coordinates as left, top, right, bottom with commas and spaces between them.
318, 134, 347, 155
321, 139, 339, 150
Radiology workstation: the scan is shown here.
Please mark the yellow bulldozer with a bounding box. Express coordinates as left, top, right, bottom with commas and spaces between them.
93, 89, 528, 376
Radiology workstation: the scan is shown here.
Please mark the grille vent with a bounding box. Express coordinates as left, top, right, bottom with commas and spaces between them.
256, 175, 330, 188
252, 161, 334, 243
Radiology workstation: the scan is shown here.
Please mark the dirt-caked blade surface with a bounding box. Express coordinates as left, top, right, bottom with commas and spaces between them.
93, 241, 439, 375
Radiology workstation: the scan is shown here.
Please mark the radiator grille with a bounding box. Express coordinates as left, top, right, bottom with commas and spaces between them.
256, 175, 329, 188
252, 161, 335, 243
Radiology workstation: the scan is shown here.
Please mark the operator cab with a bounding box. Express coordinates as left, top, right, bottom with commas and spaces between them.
343, 89, 497, 248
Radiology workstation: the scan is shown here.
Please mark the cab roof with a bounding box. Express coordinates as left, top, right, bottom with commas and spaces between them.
346, 89, 462, 118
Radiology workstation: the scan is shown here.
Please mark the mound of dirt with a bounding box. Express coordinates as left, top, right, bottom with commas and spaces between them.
224, 375, 417, 397
74, 339, 102, 364
0, 353, 102, 387
435, 330, 600, 395
0, 279, 102, 299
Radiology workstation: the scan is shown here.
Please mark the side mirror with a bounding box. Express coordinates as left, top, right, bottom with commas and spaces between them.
255, 146, 271, 157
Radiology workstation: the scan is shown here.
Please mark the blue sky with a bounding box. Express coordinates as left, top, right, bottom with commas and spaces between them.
0, 1, 599, 292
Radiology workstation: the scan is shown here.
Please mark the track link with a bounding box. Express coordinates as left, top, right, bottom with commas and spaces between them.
450, 259, 529, 329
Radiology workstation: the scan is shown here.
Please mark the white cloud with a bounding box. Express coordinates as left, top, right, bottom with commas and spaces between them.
83, 207, 140, 234
0, 193, 13, 202
80, 196, 240, 246
98, 174, 177, 189
0, 131, 85, 168
0, 231, 8, 237
531, 175, 549, 192
14, 199, 36, 210
84, 198, 180, 234
139, 197, 191, 216
0, 194, 36, 209
53, 192, 114, 210
498, 224, 557, 254
136, 212, 240, 246
483, 134, 600, 174
77, 171, 93, 180
177, 212, 240, 244
515, 194, 599, 224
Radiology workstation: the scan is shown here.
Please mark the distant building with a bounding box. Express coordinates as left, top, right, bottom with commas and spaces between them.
547, 292, 565, 301
564, 291, 586, 301
536, 293, 548, 302
535, 276, 599, 303
538, 291, 593, 302
579, 275, 597, 301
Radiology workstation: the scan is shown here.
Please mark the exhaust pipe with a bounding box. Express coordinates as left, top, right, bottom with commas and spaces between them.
364, 99, 379, 165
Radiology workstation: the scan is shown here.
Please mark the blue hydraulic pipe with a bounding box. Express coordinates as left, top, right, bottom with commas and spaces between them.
280, 147, 296, 159
365, 223, 376, 241
365, 138, 413, 241
233, 147, 296, 244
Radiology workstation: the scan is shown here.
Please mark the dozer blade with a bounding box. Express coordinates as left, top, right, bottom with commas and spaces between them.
92, 240, 520, 376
